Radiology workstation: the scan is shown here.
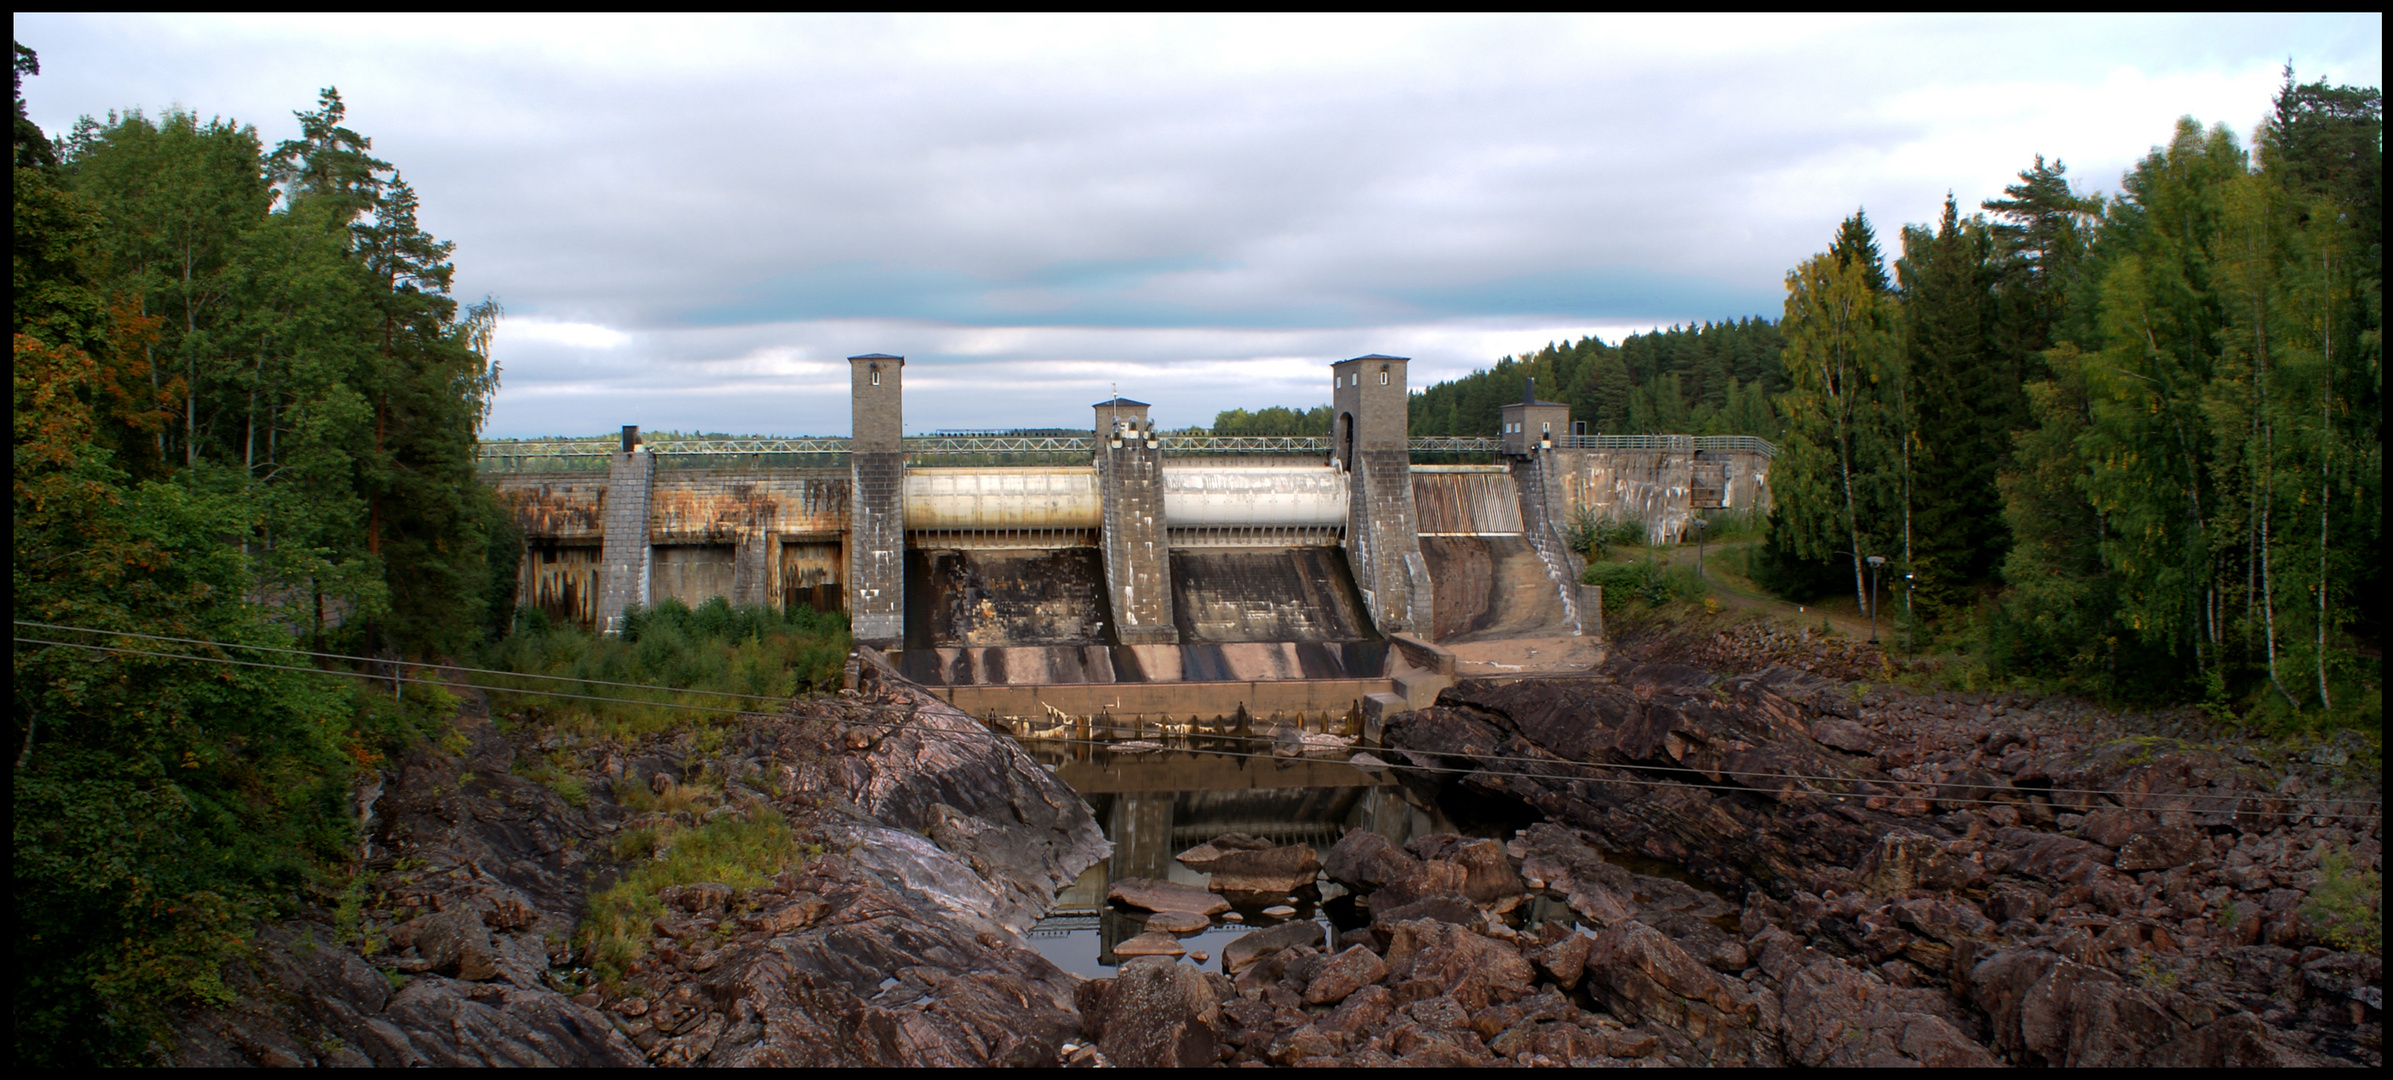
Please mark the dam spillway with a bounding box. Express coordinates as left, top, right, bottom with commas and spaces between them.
484, 359, 1774, 728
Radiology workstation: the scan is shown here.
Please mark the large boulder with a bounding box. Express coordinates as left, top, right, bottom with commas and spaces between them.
1578, 920, 1773, 1065
1381, 918, 1535, 1012
1221, 919, 1326, 975
1323, 829, 1419, 892
1074, 956, 1222, 1068
1180, 838, 1321, 898
1108, 877, 1230, 916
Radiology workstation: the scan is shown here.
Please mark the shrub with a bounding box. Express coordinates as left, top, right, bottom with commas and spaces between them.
476, 600, 848, 740
2303, 850, 2382, 955
1582, 560, 1704, 609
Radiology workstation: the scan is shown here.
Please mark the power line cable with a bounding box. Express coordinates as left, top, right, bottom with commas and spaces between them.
15, 632, 2378, 821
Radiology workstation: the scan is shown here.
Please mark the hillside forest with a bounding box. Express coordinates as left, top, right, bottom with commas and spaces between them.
13, 46, 526, 1062
1216, 71, 2381, 719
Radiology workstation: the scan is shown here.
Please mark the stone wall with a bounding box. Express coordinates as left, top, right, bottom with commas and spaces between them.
847, 451, 906, 645
1545, 447, 1772, 545
595, 450, 653, 634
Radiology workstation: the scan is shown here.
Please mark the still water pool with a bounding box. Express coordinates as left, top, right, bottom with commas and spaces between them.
1021, 743, 1455, 978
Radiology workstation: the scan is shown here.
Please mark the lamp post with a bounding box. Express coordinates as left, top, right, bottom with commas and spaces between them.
1865, 555, 1886, 644
1693, 516, 1706, 579
1903, 571, 1915, 651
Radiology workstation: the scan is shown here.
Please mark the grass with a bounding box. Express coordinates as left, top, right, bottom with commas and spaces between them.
474, 597, 849, 742
581, 776, 822, 985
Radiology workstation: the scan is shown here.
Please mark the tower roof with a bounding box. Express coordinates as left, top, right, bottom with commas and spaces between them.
1091, 396, 1150, 408
849, 352, 903, 361
1341, 353, 1410, 364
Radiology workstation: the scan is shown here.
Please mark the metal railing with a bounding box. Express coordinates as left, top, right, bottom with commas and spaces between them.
475, 431, 1772, 468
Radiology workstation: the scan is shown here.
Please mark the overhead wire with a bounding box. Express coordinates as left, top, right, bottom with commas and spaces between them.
14, 623, 2380, 821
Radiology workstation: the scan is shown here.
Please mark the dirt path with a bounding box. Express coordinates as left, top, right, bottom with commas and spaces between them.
1644, 541, 1884, 640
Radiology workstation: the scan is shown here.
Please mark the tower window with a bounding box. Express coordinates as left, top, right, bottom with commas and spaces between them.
870, 367, 880, 386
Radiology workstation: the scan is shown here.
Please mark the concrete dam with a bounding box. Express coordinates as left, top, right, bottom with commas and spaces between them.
482, 354, 1773, 729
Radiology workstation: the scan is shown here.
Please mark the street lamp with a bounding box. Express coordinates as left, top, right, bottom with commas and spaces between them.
1903, 571, 1915, 651
1865, 555, 1886, 644
1693, 516, 1707, 579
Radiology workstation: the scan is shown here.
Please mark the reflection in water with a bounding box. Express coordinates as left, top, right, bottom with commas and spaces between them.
1027, 745, 1451, 978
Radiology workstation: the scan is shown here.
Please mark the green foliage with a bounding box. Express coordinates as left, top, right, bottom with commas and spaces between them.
13, 52, 516, 1064
478, 597, 849, 741
1209, 404, 1332, 436
2302, 849, 2382, 954
1582, 560, 1705, 610
1407, 319, 1786, 442
583, 790, 816, 984
1562, 506, 1646, 561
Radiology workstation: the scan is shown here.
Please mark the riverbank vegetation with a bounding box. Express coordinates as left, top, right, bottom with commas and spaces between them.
479, 598, 849, 741
13, 45, 517, 1062
1222, 70, 2379, 727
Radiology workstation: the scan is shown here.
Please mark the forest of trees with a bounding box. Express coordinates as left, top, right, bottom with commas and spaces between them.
14, 45, 519, 1062
1205, 321, 1785, 439
1212, 70, 2378, 721
1758, 70, 2380, 716
1407, 319, 1786, 440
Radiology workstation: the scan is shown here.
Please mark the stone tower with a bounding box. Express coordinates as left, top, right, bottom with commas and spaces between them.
1094, 397, 1176, 644
1331, 354, 1429, 634
847, 354, 905, 646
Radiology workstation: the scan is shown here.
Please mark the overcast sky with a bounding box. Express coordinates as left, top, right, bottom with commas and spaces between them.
16, 14, 2382, 437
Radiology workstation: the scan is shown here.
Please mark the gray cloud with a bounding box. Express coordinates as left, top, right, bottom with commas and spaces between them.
14, 14, 2380, 436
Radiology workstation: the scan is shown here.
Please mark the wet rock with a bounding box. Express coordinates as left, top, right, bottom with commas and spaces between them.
1323, 828, 1419, 892
1221, 919, 1326, 975
1114, 932, 1187, 958
1174, 832, 1274, 868
1107, 877, 1230, 917
1303, 945, 1390, 1005
1141, 909, 1210, 934
1074, 955, 1222, 1068
1199, 843, 1321, 898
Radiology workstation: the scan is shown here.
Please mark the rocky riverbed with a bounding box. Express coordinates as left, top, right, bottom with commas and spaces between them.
172, 650, 1110, 1067
170, 635, 2379, 1068
1068, 614, 2378, 1068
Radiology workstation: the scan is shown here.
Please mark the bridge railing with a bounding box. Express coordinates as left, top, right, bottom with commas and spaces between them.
474, 432, 1771, 470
